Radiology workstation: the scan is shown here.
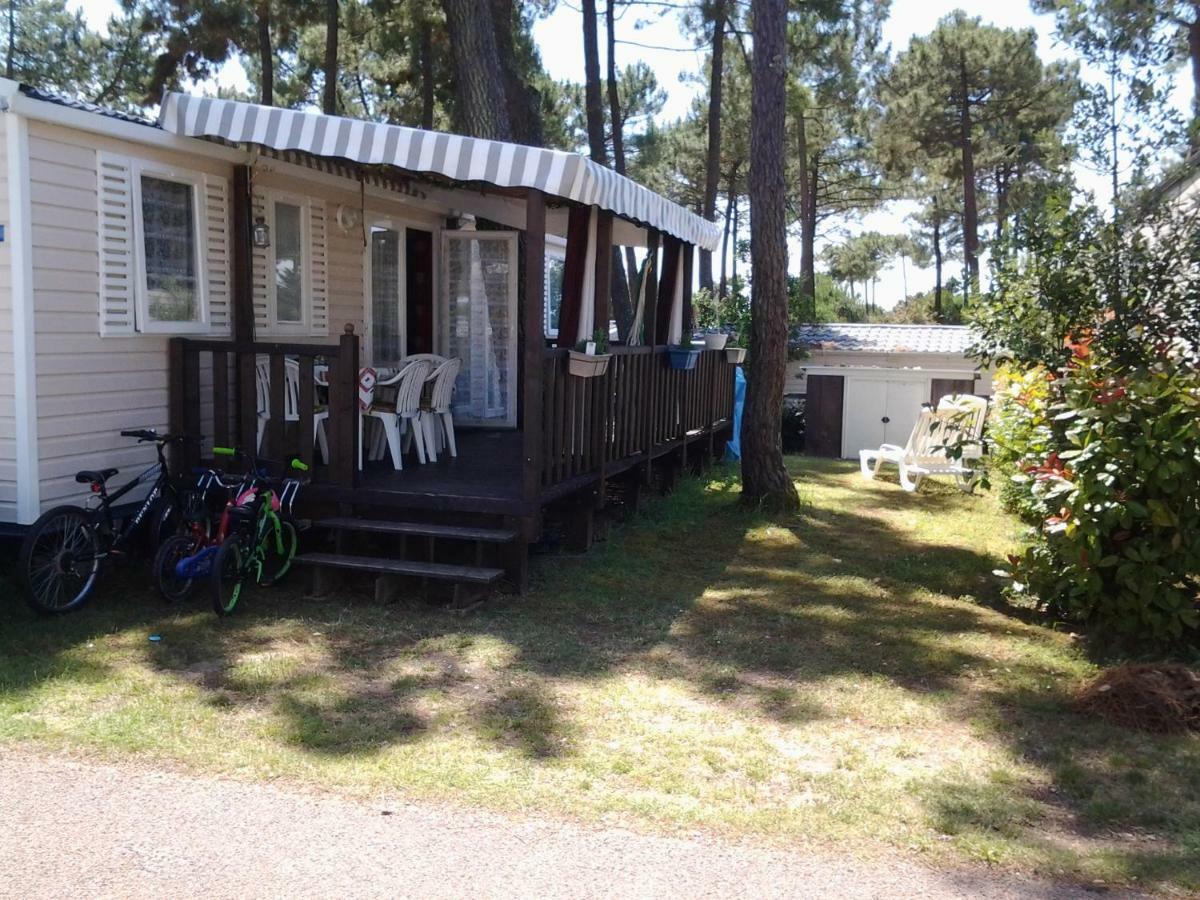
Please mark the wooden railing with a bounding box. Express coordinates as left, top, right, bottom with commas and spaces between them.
167, 328, 360, 488
540, 346, 736, 490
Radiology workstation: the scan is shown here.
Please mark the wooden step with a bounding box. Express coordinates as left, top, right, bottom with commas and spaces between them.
294, 552, 504, 585
313, 517, 518, 544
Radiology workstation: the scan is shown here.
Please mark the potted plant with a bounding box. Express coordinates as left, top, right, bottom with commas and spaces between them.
703, 330, 728, 350
567, 328, 612, 378
667, 341, 702, 370
724, 346, 747, 364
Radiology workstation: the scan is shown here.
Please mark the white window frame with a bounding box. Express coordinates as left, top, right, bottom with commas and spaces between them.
261, 190, 312, 335
131, 161, 210, 335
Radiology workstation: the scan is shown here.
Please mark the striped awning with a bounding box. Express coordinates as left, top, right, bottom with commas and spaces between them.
158, 93, 722, 251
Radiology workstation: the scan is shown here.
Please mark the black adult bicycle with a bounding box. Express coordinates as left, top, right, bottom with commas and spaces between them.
17, 429, 196, 614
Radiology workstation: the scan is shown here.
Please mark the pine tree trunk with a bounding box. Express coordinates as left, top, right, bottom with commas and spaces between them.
1190, 3, 1200, 149
718, 181, 735, 300
932, 197, 943, 321
418, 18, 434, 129
322, 0, 339, 114
257, 2, 273, 106
742, 0, 798, 512
441, 0, 512, 140
699, 0, 726, 293
731, 195, 739, 288
581, 0, 608, 164
797, 118, 816, 321
604, 0, 633, 341
491, 0, 543, 146
958, 55, 978, 290
6, 0, 14, 80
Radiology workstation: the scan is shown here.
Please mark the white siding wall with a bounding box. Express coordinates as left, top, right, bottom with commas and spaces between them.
0, 114, 14, 521
20, 122, 448, 518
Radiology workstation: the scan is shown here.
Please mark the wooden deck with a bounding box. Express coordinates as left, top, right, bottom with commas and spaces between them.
332, 430, 526, 513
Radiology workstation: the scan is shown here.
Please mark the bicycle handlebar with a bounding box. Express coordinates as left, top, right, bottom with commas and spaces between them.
121, 429, 200, 445
212, 446, 309, 474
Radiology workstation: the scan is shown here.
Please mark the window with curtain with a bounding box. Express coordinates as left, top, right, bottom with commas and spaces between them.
371, 227, 402, 366
140, 175, 199, 324
441, 232, 518, 426
544, 254, 565, 338
274, 201, 304, 324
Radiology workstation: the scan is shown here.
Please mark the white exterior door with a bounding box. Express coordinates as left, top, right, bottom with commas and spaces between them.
883, 379, 925, 447
841, 375, 930, 458
843, 377, 888, 459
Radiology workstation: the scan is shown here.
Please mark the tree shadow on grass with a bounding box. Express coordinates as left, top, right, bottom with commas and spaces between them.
2, 463, 1199, 891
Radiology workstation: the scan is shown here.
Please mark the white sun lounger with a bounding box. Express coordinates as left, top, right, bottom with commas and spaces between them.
859, 394, 987, 492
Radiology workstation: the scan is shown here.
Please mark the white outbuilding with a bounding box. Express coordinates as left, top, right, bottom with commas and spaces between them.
788, 323, 992, 459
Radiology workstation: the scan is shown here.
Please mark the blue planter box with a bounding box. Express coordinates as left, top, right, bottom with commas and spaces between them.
667, 347, 702, 370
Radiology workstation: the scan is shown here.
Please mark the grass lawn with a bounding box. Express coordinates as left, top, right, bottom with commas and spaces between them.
2, 457, 1198, 892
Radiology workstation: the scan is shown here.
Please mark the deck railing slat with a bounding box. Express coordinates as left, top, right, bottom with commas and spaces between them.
538, 347, 734, 492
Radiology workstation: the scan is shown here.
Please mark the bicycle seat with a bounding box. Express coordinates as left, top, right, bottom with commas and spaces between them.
75, 468, 119, 485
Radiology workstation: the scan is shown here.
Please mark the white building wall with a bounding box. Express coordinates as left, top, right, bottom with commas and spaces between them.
12, 117, 451, 522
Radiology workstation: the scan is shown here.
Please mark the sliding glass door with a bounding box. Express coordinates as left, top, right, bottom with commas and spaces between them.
440, 231, 518, 427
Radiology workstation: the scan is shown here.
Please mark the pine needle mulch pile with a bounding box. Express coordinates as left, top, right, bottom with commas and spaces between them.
1077, 663, 1200, 734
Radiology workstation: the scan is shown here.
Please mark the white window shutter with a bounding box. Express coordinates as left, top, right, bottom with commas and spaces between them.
250, 190, 270, 332
97, 152, 137, 335
204, 174, 232, 334
309, 199, 329, 336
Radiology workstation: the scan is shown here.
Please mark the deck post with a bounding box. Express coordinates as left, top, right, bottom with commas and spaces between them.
593, 211, 613, 338
643, 230, 659, 346
556, 204, 591, 349
682, 242, 694, 337
656, 237, 680, 344
232, 165, 256, 453
167, 337, 185, 473
331, 324, 359, 490
517, 189, 548, 590
231, 165, 255, 343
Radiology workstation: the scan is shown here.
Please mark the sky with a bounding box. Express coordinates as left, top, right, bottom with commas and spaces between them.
72, 0, 1196, 310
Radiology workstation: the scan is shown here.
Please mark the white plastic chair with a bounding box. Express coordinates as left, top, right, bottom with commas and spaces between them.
420, 357, 462, 462
256, 357, 328, 461
357, 360, 432, 470
859, 394, 987, 493
402, 353, 447, 368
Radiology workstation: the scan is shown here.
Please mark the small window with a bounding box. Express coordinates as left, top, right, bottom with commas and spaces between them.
274, 201, 304, 324
141, 174, 200, 324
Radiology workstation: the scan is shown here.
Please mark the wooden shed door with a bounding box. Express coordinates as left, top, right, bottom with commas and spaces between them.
805, 374, 844, 458
930, 377, 976, 407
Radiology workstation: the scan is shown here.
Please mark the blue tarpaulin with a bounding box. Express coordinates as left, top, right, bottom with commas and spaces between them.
724, 366, 746, 461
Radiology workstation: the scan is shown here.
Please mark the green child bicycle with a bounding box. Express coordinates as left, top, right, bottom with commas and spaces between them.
209, 447, 306, 616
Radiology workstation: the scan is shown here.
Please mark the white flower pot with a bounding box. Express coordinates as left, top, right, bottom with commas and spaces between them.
724, 347, 747, 364
704, 333, 728, 350
567, 351, 611, 378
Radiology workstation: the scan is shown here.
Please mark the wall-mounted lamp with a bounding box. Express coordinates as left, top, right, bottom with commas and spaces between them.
252, 216, 271, 248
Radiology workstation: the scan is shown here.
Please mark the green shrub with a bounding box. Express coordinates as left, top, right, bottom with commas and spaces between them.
998, 344, 1200, 648
988, 366, 1055, 522
979, 192, 1200, 650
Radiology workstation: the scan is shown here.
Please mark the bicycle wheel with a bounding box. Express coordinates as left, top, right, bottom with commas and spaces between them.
259, 518, 298, 587
154, 533, 202, 603
210, 538, 246, 616
18, 506, 102, 614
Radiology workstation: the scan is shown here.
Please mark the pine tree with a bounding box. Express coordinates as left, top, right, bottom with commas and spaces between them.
742, 0, 799, 512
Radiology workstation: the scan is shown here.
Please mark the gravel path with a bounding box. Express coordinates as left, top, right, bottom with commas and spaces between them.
0, 751, 1115, 900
